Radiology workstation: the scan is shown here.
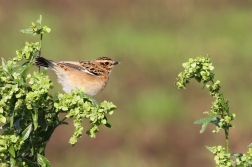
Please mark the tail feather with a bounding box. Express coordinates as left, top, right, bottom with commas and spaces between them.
34, 56, 53, 68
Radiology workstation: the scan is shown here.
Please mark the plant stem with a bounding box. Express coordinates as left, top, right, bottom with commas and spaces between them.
225, 128, 229, 153
39, 34, 43, 56
38, 15, 43, 72
38, 15, 43, 57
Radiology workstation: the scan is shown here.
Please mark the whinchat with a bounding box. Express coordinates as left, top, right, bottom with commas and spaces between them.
34, 56, 120, 96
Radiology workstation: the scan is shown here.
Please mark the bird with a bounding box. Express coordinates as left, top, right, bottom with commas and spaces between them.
34, 56, 120, 96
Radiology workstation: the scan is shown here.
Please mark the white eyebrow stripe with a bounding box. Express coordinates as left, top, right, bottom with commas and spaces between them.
81, 69, 96, 76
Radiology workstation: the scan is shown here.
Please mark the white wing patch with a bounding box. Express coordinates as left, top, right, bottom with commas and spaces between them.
81, 69, 96, 76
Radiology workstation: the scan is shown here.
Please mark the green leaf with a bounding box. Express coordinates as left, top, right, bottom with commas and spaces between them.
194, 115, 217, 133
206, 146, 214, 153
10, 113, 14, 128
0, 145, 7, 152
42, 26, 51, 34
105, 123, 112, 128
247, 143, 252, 148
32, 110, 38, 130
8, 144, 15, 157
0, 115, 6, 123
37, 15, 42, 25
2, 58, 7, 72
31, 22, 36, 27
16, 63, 31, 79
2, 57, 6, 67
20, 28, 34, 34
231, 153, 243, 159
199, 123, 208, 134
45, 27, 51, 33
37, 154, 51, 167
210, 117, 221, 127
39, 147, 45, 154
194, 115, 217, 124
10, 156, 16, 167
21, 124, 32, 141
83, 94, 99, 107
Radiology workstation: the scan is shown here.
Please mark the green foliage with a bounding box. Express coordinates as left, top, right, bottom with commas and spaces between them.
0, 16, 116, 167
206, 146, 233, 167
175, 55, 252, 166
175, 55, 234, 135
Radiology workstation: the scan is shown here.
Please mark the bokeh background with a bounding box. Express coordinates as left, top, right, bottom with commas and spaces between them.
0, 1, 252, 166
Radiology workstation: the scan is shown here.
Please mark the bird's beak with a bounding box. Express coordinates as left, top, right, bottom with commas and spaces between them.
113, 61, 120, 65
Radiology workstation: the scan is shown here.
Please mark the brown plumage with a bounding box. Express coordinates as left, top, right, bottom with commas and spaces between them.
34, 56, 120, 96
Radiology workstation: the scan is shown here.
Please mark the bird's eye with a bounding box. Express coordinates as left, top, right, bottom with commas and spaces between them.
105, 62, 109, 65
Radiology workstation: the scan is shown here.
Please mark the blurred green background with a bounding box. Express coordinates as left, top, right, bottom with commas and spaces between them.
1, 1, 252, 166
